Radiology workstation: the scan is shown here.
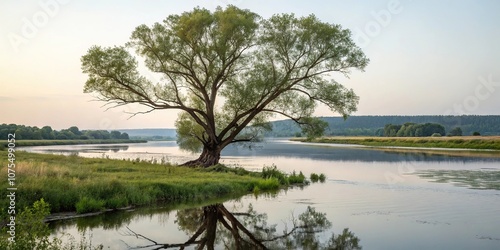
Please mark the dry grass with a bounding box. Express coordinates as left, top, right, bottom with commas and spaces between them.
15, 161, 71, 178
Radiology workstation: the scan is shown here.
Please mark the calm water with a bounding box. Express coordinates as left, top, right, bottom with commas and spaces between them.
22, 140, 500, 249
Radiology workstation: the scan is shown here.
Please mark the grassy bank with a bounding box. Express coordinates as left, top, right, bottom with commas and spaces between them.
294, 136, 500, 150
0, 152, 307, 220
2, 139, 147, 147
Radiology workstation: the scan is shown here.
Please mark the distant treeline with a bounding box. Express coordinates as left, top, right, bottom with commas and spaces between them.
0, 124, 129, 140
383, 123, 446, 137
266, 115, 500, 137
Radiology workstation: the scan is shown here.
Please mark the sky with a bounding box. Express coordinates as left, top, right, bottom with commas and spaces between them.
1, 0, 499, 130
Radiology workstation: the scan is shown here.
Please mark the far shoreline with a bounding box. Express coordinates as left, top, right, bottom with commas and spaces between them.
6, 139, 148, 147
291, 136, 500, 156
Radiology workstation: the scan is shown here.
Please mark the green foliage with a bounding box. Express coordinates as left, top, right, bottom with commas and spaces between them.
0, 199, 57, 250
261, 165, 308, 185
265, 115, 500, 137
318, 173, 326, 183
175, 112, 205, 153
0, 123, 130, 141
473, 131, 481, 136
75, 197, 105, 214
384, 124, 402, 137
300, 117, 329, 140
81, 6, 368, 165
288, 171, 306, 184
262, 165, 288, 185
448, 127, 463, 136
310, 173, 320, 183
0, 199, 104, 250
309, 173, 326, 183
383, 123, 445, 137
255, 178, 281, 191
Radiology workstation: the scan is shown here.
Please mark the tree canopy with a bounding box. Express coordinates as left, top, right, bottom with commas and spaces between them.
383, 123, 445, 137
81, 6, 368, 166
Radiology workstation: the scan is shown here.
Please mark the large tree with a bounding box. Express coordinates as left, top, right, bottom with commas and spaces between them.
81, 6, 369, 167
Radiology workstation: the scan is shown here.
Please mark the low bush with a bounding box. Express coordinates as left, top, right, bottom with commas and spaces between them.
310, 173, 320, 183
0, 199, 104, 250
319, 174, 326, 183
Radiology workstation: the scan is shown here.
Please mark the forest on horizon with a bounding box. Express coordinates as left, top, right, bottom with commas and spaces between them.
266, 115, 500, 137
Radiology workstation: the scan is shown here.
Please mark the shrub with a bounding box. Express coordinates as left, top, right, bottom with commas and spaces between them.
310, 173, 320, 183
472, 131, 481, 136
319, 173, 326, 183
0, 199, 103, 250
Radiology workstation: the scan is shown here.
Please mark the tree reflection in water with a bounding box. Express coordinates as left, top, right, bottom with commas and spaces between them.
124, 203, 361, 250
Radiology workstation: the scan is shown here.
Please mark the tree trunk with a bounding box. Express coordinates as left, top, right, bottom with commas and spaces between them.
181, 145, 221, 167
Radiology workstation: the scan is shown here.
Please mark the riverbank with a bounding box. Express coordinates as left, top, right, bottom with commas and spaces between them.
293, 136, 500, 151
0, 151, 305, 221
2, 139, 147, 147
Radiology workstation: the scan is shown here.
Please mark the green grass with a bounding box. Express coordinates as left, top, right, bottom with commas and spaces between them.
0, 152, 316, 220
295, 136, 500, 150
3, 139, 147, 147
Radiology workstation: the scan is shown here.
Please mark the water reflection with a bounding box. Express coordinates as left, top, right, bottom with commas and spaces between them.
51, 200, 361, 249
36, 145, 130, 155
20, 140, 500, 164
40, 140, 500, 249
415, 169, 500, 190
222, 141, 500, 163
124, 203, 361, 250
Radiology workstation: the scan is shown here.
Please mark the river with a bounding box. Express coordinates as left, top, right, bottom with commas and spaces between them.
21, 140, 500, 249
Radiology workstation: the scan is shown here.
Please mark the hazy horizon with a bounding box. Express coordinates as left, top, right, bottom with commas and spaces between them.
2, 0, 500, 130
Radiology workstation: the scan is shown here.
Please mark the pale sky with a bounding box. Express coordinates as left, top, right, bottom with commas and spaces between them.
1, 0, 499, 130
